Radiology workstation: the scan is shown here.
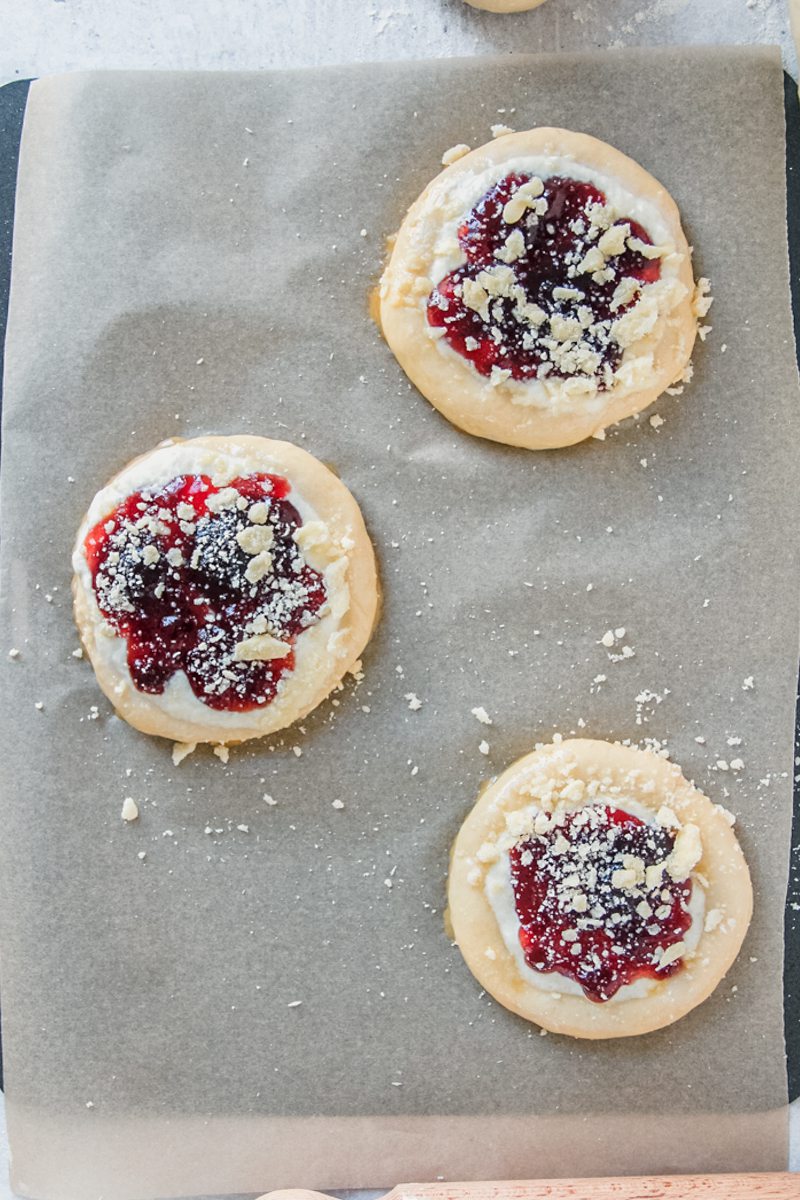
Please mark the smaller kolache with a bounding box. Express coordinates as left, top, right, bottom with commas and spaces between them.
72, 435, 378, 747
448, 738, 752, 1038
380, 127, 709, 449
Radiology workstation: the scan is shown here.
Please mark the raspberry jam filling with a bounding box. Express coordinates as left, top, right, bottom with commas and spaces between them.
84, 473, 327, 711
509, 805, 692, 1002
427, 174, 662, 385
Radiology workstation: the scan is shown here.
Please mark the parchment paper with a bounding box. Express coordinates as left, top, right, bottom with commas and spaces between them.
0, 48, 798, 1200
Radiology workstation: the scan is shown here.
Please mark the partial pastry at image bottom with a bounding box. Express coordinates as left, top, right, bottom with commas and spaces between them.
464, 0, 547, 10
72, 434, 379, 747
447, 738, 752, 1038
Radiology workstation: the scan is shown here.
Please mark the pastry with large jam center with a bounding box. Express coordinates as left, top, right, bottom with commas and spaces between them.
380, 128, 709, 449
72, 436, 378, 747
448, 739, 752, 1038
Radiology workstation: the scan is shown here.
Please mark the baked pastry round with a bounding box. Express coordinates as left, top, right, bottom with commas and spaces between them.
380, 128, 703, 449
465, 0, 546, 10
448, 738, 752, 1038
72, 436, 378, 746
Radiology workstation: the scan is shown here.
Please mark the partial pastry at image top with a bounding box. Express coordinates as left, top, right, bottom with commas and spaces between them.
448, 738, 752, 1038
465, 0, 547, 11
72, 435, 378, 747
380, 127, 710, 449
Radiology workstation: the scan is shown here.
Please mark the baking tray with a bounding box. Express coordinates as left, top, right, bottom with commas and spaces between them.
0, 69, 798, 1105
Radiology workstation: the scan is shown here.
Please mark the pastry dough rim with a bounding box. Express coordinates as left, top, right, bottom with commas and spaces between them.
379, 127, 698, 450
447, 738, 753, 1039
464, 0, 546, 10
72, 435, 379, 746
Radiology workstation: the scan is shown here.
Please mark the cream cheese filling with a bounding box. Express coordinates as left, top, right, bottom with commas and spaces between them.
484, 797, 706, 1003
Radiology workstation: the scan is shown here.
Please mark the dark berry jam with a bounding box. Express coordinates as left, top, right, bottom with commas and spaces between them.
84, 473, 327, 711
428, 174, 661, 385
509, 805, 692, 1002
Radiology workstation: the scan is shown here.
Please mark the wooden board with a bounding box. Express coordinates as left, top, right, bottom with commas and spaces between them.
261, 1179, 800, 1200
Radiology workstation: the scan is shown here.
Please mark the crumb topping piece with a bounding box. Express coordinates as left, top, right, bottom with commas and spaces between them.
120, 796, 139, 822
441, 143, 472, 167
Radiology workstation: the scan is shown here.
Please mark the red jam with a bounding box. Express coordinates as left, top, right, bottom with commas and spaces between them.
509, 805, 692, 1002
84, 473, 327, 711
427, 174, 661, 385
